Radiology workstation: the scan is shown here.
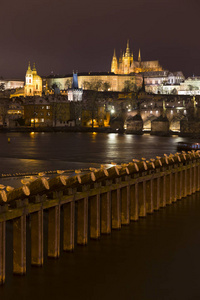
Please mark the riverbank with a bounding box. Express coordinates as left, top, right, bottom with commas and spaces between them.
0, 126, 182, 136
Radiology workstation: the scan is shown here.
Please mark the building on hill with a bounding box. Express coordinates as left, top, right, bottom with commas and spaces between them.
111, 40, 163, 74
10, 63, 43, 98
24, 63, 42, 97
178, 76, 200, 95
68, 73, 83, 101
46, 72, 143, 93
23, 96, 71, 127
0, 79, 24, 90
144, 71, 185, 94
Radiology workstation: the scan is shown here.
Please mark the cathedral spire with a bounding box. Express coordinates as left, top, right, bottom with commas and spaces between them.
119, 49, 122, 63
138, 49, 141, 62
127, 39, 129, 50
28, 61, 31, 70
32, 63, 37, 75
111, 49, 118, 74
125, 39, 130, 57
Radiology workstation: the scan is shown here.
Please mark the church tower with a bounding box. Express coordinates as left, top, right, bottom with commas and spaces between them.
138, 49, 141, 63
110, 40, 163, 75
122, 40, 133, 74
24, 62, 42, 97
25, 62, 33, 96
111, 49, 118, 74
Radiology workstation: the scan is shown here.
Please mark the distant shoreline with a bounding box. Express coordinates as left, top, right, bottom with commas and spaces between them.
0, 126, 182, 136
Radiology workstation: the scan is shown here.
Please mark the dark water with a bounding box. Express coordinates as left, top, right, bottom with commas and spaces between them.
0, 131, 189, 175
1, 132, 200, 300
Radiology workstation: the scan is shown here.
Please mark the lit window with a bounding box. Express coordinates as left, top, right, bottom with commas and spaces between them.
46, 106, 50, 109
41, 118, 44, 122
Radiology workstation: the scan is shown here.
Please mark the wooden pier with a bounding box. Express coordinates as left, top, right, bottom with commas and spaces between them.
0, 151, 200, 284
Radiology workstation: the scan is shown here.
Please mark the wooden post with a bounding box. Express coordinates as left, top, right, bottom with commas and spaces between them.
31, 210, 43, 266
179, 170, 183, 199
195, 165, 199, 192
165, 173, 172, 205
159, 175, 165, 207
121, 184, 130, 225
77, 197, 88, 245
138, 181, 146, 217
146, 179, 153, 213
198, 164, 200, 191
0, 221, 5, 284
187, 167, 192, 196
171, 172, 176, 202
183, 169, 187, 198
192, 164, 196, 194
176, 171, 181, 200
63, 201, 75, 251
101, 191, 111, 234
130, 183, 139, 220
90, 194, 100, 239
48, 206, 60, 258
111, 188, 121, 229
153, 177, 160, 210
13, 215, 26, 274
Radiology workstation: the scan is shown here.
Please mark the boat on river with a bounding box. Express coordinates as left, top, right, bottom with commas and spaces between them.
177, 142, 200, 151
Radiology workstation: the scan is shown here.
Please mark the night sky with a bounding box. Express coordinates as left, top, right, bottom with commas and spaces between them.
1, 0, 200, 79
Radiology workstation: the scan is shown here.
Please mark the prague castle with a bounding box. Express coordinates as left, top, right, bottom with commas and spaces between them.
111, 40, 163, 74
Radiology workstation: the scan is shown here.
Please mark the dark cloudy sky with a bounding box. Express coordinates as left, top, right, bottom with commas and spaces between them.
1, 0, 199, 79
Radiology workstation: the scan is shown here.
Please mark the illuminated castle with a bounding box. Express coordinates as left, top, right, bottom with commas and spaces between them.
111, 40, 163, 74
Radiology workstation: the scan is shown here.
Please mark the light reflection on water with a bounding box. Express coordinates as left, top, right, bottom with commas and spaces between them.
0, 132, 193, 176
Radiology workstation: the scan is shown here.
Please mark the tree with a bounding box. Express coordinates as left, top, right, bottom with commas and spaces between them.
83, 81, 107, 128
102, 81, 111, 92
0, 100, 9, 126
171, 88, 178, 95
0, 83, 5, 91
122, 80, 137, 92
65, 79, 72, 89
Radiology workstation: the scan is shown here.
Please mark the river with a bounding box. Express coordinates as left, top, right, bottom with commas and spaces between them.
0, 132, 200, 300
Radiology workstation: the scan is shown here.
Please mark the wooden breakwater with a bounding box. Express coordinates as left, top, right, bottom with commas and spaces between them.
0, 151, 200, 284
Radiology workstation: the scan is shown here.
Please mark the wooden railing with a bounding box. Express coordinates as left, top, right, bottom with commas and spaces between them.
0, 151, 200, 284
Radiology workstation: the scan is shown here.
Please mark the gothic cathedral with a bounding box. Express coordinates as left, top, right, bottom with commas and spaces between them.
111, 40, 163, 74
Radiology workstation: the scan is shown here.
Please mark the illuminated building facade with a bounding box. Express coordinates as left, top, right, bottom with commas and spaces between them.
10, 63, 42, 98
111, 40, 163, 74
46, 72, 143, 92
24, 63, 42, 96
68, 73, 83, 101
